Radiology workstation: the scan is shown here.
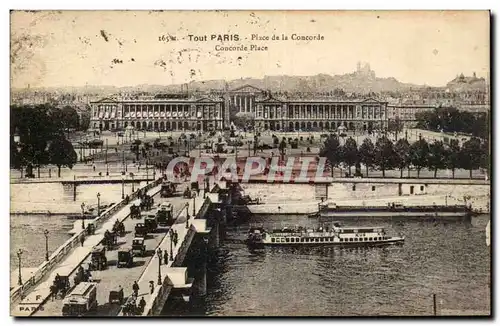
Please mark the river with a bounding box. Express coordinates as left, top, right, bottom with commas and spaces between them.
163, 214, 490, 316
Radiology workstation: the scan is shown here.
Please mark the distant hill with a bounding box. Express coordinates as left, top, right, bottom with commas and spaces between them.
12, 67, 487, 96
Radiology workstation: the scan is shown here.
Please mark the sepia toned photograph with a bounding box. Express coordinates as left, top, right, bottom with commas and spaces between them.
9, 10, 491, 317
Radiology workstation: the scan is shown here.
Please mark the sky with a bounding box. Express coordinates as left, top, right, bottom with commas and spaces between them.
10, 10, 490, 89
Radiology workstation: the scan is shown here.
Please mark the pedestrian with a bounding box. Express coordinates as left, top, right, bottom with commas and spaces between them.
92, 164, 96, 172
149, 281, 154, 294
132, 281, 139, 297
139, 296, 146, 314
80, 234, 85, 247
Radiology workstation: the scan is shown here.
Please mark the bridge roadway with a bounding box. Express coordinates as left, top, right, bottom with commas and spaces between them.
31, 194, 192, 317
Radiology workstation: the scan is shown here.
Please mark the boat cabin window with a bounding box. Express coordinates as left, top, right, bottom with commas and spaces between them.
349, 238, 353, 242
372, 186, 376, 191
286, 238, 290, 242
291, 238, 295, 243
420, 185, 424, 191
340, 238, 344, 242
369, 237, 373, 241
271, 238, 275, 243
352, 185, 356, 191
300, 238, 305, 242
281, 238, 285, 242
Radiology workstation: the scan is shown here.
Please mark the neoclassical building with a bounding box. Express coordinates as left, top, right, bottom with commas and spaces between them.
90, 95, 225, 131
254, 95, 388, 132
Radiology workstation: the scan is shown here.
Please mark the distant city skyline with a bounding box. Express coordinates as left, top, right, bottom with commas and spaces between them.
10, 10, 490, 89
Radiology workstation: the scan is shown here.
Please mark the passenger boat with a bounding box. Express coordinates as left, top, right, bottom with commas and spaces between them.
245, 223, 404, 248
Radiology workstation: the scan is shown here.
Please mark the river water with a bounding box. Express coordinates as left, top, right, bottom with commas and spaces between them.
10, 182, 140, 274
164, 214, 491, 316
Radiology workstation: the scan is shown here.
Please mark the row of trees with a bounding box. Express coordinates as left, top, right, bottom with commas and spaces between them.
415, 106, 489, 139
320, 134, 489, 179
11, 104, 79, 177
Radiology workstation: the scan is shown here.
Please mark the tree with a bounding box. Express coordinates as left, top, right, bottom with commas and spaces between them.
409, 138, 429, 178
446, 139, 461, 178
428, 140, 447, 178
480, 139, 490, 177
320, 135, 342, 177
387, 117, 404, 141
11, 104, 62, 177
48, 136, 78, 177
60, 106, 80, 130
374, 136, 395, 177
394, 138, 410, 178
460, 137, 482, 179
79, 111, 91, 131
358, 138, 375, 177
342, 137, 358, 176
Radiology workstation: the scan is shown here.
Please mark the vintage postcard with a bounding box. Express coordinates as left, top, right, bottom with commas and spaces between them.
10, 10, 490, 317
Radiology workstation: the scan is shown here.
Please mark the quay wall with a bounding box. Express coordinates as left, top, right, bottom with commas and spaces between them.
241, 181, 490, 214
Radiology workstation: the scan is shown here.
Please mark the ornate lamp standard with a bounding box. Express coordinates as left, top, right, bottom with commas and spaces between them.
185, 202, 190, 229
17, 249, 23, 286
169, 230, 174, 261
44, 229, 50, 261
131, 173, 135, 193
121, 175, 125, 199
157, 248, 163, 285
97, 192, 101, 216
81, 202, 86, 230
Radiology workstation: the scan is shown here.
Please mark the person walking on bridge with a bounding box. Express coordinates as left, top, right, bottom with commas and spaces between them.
132, 281, 139, 297
173, 230, 179, 247
164, 250, 169, 265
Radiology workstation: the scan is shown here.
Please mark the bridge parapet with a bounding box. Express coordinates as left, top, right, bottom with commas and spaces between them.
10, 178, 163, 305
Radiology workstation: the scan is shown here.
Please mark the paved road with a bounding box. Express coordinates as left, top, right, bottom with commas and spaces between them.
33, 193, 191, 316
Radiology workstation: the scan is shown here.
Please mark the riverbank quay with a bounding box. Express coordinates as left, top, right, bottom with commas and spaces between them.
239, 178, 489, 215
10, 179, 164, 315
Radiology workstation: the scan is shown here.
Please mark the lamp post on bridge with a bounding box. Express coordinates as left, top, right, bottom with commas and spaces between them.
131, 173, 135, 193
81, 202, 86, 230
157, 248, 163, 285
44, 229, 50, 261
121, 175, 125, 200
17, 249, 23, 286
169, 229, 174, 261
185, 202, 190, 229
97, 192, 101, 217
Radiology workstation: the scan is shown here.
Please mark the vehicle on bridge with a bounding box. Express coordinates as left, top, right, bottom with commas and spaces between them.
50, 274, 71, 300
130, 203, 141, 219
103, 230, 118, 249
62, 282, 98, 316
117, 248, 134, 268
157, 202, 174, 227
160, 181, 176, 197
134, 223, 148, 238
132, 237, 146, 257
108, 286, 124, 305
140, 195, 154, 211
89, 246, 108, 271
112, 220, 126, 237
143, 212, 158, 232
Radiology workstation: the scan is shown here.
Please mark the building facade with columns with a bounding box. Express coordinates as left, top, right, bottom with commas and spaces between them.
254, 96, 388, 132
228, 85, 266, 114
90, 95, 225, 132
387, 104, 436, 128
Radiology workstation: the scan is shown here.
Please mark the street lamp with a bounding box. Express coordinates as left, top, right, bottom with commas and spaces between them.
192, 196, 196, 216
80, 202, 86, 230
169, 229, 174, 261
17, 249, 23, 286
44, 229, 49, 261
185, 202, 190, 229
146, 160, 149, 184
131, 173, 135, 192
157, 248, 163, 285
97, 192, 101, 216
121, 175, 125, 199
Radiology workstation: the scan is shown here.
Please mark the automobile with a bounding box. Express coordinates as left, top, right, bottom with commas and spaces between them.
132, 237, 146, 257
117, 248, 134, 268
134, 223, 148, 238
89, 246, 107, 271
108, 286, 124, 304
